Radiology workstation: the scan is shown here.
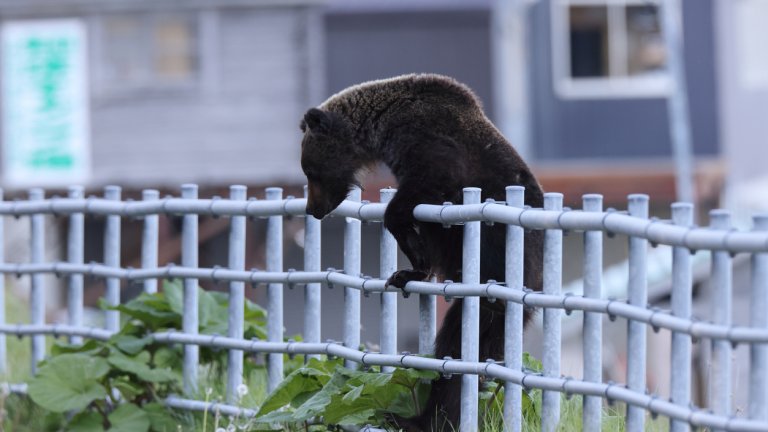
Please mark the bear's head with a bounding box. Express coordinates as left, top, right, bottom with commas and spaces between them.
300, 107, 359, 219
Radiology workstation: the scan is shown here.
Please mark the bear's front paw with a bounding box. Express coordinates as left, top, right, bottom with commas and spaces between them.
385, 269, 431, 292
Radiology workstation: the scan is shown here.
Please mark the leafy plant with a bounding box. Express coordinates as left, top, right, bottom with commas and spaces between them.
255, 357, 438, 429
26, 280, 269, 431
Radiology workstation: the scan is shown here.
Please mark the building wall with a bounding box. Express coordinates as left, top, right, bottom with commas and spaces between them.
0, 2, 323, 190
528, 0, 720, 161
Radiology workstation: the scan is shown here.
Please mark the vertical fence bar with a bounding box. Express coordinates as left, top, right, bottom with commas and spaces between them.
380, 188, 398, 372
582, 194, 603, 432
104, 186, 122, 332
503, 186, 524, 432
68, 186, 85, 345
182, 184, 199, 395
226, 185, 247, 403
626, 194, 649, 431
266, 187, 284, 391
29, 188, 45, 373
709, 210, 732, 427
304, 185, 322, 360
0, 189, 4, 374
142, 190, 160, 294
670, 202, 693, 432
749, 214, 768, 421
418, 288, 437, 355
460, 187, 481, 432
541, 192, 563, 432
343, 187, 361, 369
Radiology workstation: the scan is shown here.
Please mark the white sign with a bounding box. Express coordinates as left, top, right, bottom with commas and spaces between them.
2, 19, 90, 187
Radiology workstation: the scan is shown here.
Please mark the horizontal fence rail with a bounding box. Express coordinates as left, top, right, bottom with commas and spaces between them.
0, 184, 766, 432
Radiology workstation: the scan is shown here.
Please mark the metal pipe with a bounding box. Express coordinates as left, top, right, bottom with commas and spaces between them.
104, 186, 122, 332
379, 188, 398, 372
182, 184, 199, 395
582, 194, 603, 432
141, 190, 160, 294
29, 188, 45, 373
709, 210, 732, 427
304, 185, 322, 360
460, 187, 481, 432
503, 186, 524, 432
343, 187, 362, 369
749, 214, 768, 421
626, 194, 649, 431
67, 186, 85, 345
266, 187, 284, 391
670, 202, 693, 432
226, 185, 247, 403
542, 193, 563, 432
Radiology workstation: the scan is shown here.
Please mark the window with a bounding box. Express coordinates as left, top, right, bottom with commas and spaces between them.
551, 0, 669, 99
96, 13, 198, 96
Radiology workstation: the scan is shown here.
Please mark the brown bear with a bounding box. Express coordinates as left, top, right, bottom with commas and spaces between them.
300, 73, 543, 431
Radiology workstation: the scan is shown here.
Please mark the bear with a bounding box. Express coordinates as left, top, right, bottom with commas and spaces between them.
300, 73, 544, 431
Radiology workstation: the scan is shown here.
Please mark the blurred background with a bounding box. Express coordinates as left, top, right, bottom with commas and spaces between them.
0, 0, 766, 415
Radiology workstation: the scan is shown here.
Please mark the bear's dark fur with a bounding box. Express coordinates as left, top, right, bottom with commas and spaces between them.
300, 74, 543, 431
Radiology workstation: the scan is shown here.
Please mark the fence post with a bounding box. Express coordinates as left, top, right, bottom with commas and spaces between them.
182, 184, 199, 395
226, 185, 247, 403
626, 194, 649, 431
582, 194, 603, 432
670, 202, 693, 432
68, 186, 85, 345
266, 187, 284, 391
29, 188, 45, 374
709, 210, 732, 427
304, 185, 322, 360
503, 185, 524, 432
343, 187, 361, 369
142, 190, 160, 294
541, 192, 563, 432
460, 187, 481, 432
104, 186, 122, 333
418, 284, 437, 356
0, 189, 5, 374
380, 188, 398, 372
749, 214, 768, 421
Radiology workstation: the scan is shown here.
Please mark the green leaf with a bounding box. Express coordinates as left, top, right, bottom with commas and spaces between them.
68, 411, 105, 432
50, 339, 105, 356
341, 384, 364, 404
523, 352, 543, 373
108, 350, 178, 383
153, 347, 181, 369
113, 378, 145, 400
163, 280, 184, 315
113, 300, 178, 330
107, 403, 150, 432
256, 360, 332, 416
290, 371, 350, 422
27, 354, 109, 412
111, 334, 152, 355
144, 402, 179, 432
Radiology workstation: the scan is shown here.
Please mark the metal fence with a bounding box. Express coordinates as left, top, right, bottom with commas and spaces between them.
1, 184, 767, 432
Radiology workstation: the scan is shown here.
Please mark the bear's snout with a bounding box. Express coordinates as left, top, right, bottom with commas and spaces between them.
306, 203, 330, 220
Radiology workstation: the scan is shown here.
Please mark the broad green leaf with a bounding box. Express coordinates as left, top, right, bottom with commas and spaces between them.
113, 300, 178, 329
50, 339, 104, 356
163, 280, 184, 315
107, 403, 150, 432
341, 384, 364, 404
113, 378, 144, 400
111, 334, 152, 355
108, 350, 177, 383
153, 346, 181, 369
291, 371, 350, 422
28, 354, 109, 412
256, 363, 330, 415
68, 411, 105, 432
523, 352, 543, 373
143, 402, 179, 432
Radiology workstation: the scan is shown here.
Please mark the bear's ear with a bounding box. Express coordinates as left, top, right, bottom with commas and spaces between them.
303, 108, 332, 135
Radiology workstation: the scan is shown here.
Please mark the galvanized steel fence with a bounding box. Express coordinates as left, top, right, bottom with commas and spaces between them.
1, 184, 767, 432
